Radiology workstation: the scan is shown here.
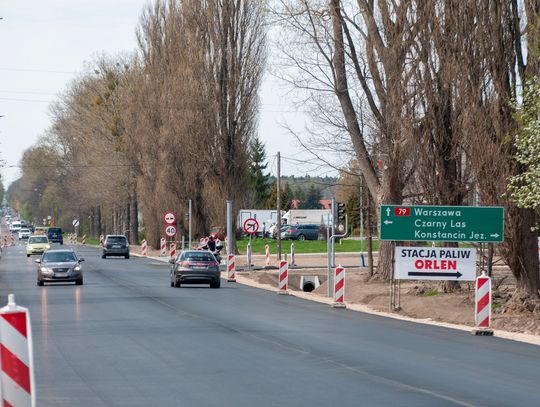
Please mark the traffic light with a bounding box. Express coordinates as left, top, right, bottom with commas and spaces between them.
337, 202, 346, 222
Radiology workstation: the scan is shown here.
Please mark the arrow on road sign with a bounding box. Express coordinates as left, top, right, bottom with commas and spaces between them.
490, 234, 500, 238
386, 207, 391, 217
407, 271, 463, 278
383, 220, 393, 225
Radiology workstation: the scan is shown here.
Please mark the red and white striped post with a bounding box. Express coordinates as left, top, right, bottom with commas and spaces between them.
99, 234, 104, 246
278, 260, 288, 295
227, 255, 236, 282
141, 239, 148, 256
0, 294, 36, 407
160, 238, 166, 256
265, 244, 270, 267
474, 273, 493, 335
332, 265, 346, 308
170, 243, 176, 261
82, 234, 87, 246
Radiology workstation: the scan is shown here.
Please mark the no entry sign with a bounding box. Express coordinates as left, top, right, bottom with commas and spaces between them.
164, 212, 176, 224
243, 218, 259, 235
394, 246, 476, 281
165, 225, 177, 237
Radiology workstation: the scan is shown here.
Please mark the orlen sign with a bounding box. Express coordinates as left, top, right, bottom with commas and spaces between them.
394, 247, 476, 281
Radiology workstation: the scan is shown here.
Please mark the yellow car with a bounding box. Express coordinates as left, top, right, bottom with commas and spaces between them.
26, 235, 51, 257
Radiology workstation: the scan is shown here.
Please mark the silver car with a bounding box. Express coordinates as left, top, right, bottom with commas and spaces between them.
36, 249, 84, 286
169, 250, 221, 288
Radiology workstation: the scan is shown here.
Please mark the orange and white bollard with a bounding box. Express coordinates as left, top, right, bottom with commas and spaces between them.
278, 260, 288, 295
227, 255, 236, 282
160, 238, 166, 256
332, 265, 346, 308
265, 244, 270, 266
82, 234, 87, 246
99, 234, 104, 246
0, 294, 36, 407
170, 243, 176, 261
141, 239, 148, 256
474, 273, 493, 335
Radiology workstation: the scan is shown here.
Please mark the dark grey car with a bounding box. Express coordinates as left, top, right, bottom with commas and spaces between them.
102, 235, 130, 259
280, 224, 320, 241
170, 250, 221, 288
36, 249, 84, 286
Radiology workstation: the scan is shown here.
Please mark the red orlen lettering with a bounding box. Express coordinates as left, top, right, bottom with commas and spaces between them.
394, 207, 410, 216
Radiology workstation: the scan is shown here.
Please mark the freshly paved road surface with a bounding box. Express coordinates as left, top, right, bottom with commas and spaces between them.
0, 242, 539, 406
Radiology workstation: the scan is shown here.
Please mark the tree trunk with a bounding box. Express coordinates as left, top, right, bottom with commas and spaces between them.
129, 187, 139, 246
366, 190, 374, 278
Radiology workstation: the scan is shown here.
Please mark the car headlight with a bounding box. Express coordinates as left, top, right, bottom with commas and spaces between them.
45, 245, 50, 249
40, 267, 52, 273
74, 265, 81, 271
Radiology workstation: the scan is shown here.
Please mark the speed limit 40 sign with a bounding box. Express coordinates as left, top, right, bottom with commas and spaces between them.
165, 225, 177, 237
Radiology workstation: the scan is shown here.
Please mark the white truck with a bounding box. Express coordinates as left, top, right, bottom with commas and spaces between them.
237, 209, 282, 237
282, 209, 332, 225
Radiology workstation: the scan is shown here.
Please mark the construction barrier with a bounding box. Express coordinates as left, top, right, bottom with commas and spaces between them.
170, 243, 177, 260
160, 238, 166, 256
332, 266, 346, 308
278, 260, 288, 294
82, 234, 87, 246
99, 234, 104, 246
246, 242, 252, 271
0, 294, 36, 407
141, 239, 148, 256
227, 255, 236, 282
265, 244, 270, 266
474, 273, 493, 335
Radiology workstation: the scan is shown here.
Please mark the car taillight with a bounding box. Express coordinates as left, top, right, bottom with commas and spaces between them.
209, 261, 218, 267
180, 261, 192, 267
287, 229, 296, 233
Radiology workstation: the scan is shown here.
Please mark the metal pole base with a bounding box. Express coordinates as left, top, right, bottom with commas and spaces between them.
472, 328, 494, 336
277, 290, 289, 295
332, 302, 346, 308
227, 278, 236, 283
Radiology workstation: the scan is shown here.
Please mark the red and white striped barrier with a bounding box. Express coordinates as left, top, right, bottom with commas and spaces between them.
170, 243, 177, 260
160, 238, 166, 256
99, 234, 104, 246
265, 244, 270, 266
332, 265, 346, 308
0, 294, 36, 407
474, 273, 493, 335
141, 239, 148, 256
227, 255, 236, 282
278, 260, 288, 294
82, 234, 87, 246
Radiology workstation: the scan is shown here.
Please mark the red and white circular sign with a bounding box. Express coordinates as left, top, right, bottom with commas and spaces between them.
164, 212, 176, 224
165, 225, 177, 237
243, 218, 259, 235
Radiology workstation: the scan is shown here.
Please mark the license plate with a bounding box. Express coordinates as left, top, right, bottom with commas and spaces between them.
113, 245, 121, 248
193, 267, 207, 271
55, 273, 67, 277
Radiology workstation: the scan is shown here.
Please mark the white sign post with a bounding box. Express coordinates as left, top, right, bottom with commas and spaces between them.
394, 247, 476, 281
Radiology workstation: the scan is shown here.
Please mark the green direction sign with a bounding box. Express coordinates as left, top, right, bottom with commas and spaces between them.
380, 205, 504, 243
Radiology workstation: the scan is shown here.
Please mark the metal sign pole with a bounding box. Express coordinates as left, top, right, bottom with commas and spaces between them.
188, 200, 192, 249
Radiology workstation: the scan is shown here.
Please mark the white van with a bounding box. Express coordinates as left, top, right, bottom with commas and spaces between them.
9, 221, 22, 233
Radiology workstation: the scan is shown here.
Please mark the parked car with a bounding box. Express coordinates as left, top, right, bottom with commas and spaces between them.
47, 227, 63, 244
102, 235, 130, 259
18, 228, 31, 240
270, 224, 289, 239
36, 249, 84, 286
280, 224, 320, 241
169, 250, 220, 288
26, 235, 51, 257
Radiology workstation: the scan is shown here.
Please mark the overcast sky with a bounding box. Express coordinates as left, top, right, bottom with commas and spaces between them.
0, 1, 313, 188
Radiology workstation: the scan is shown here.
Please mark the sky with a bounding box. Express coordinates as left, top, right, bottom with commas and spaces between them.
0, 0, 314, 188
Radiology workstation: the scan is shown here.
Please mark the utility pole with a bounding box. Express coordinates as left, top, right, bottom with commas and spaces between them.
188, 199, 192, 249
277, 152, 282, 261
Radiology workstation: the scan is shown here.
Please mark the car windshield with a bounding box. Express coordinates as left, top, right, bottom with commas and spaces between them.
43, 252, 77, 263
183, 252, 215, 262
20, 229, 30, 233
29, 236, 48, 244
107, 236, 127, 244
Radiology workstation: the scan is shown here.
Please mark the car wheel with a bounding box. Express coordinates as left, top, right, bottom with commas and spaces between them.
37, 280, 44, 286
26, 254, 30, 258
174, 280, 181, 288
101, 254, 106, 259
170, 280, 174, 287
297, 234, 306, 241
125, 254, 130, 259
76, 278, 83, 286
210, 281, 221, 289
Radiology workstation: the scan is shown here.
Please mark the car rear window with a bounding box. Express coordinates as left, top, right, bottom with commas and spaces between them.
43, 252, 77, 262
107, 236, 127, 244
182, 252, 215, 262
48, 228, 62, 234
29, 236, 48, 243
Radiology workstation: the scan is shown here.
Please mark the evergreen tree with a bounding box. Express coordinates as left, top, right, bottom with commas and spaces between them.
299, 184, 322, 209
248, 136, 271, 207
265, 181, 292, 211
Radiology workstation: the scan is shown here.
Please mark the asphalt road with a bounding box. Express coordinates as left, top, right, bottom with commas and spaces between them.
0, 242, 539, 406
